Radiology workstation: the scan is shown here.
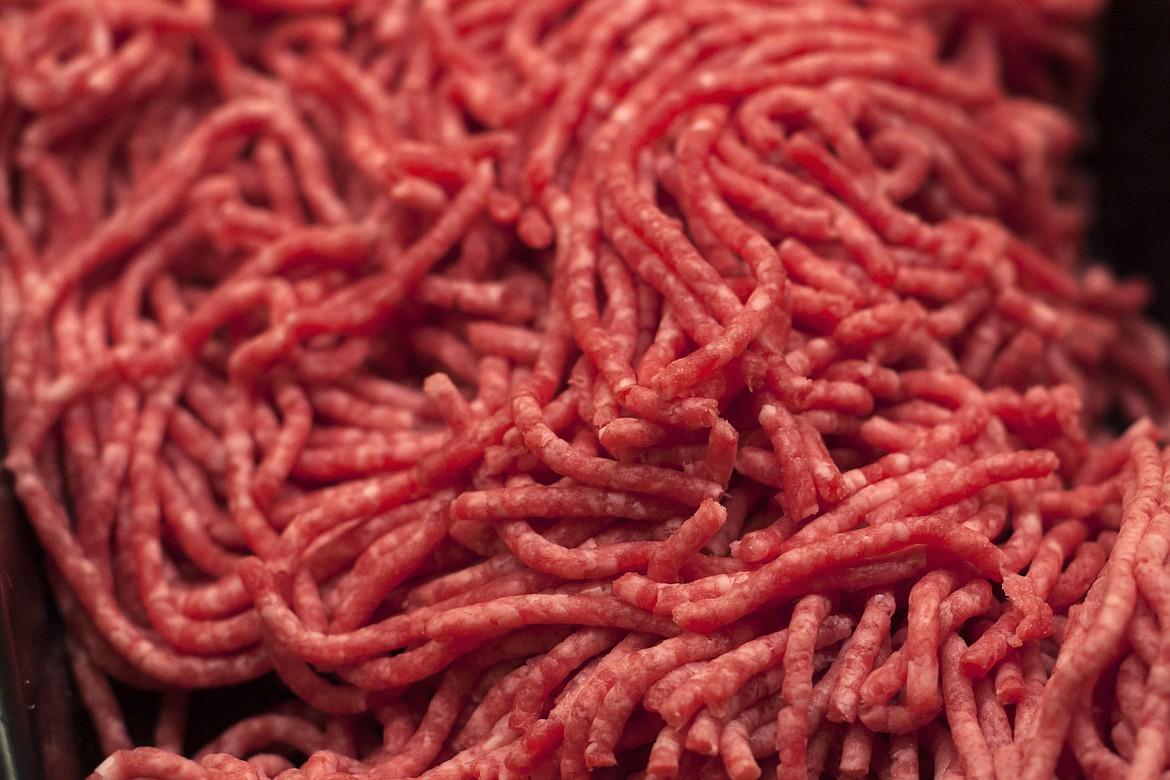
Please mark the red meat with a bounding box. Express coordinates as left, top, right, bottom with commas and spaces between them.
2, 0, 1169, 778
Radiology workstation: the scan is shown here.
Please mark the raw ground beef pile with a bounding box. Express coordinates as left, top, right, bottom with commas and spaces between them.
3, 0, 1170, 778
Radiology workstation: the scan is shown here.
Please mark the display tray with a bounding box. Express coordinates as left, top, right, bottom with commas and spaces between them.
1, 1, 1167, 777
0, 472, 88, 780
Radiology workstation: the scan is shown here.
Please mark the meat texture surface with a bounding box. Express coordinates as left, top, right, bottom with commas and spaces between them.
2, 0, 1168, 778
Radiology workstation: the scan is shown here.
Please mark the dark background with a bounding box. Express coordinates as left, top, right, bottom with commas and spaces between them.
1089, 0, 1170, 325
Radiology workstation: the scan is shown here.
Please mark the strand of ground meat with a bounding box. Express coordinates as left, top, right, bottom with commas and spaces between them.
2, 0, 1169, 778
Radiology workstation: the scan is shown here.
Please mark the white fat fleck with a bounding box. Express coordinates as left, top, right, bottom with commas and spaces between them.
841, 471, 866, 493
102, 442, 129, 462
88, 67, 115, 93
622, 500, 650, 519
591, 92, 616, 117
627, 46, 653, 67
27, 278, 54, 314
894, 523, 911, 542
554, 195, 577, 219
749, 295, 772, 312
492, 605, 523, 628
93, 755, 120, 776
611, 103, 637, 125
746, 235, 772, 254
785, 353, 811, 375
482, 728, 515, 750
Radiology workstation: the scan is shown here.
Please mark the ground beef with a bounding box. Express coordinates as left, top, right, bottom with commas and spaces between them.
2, 0, 1168, 778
